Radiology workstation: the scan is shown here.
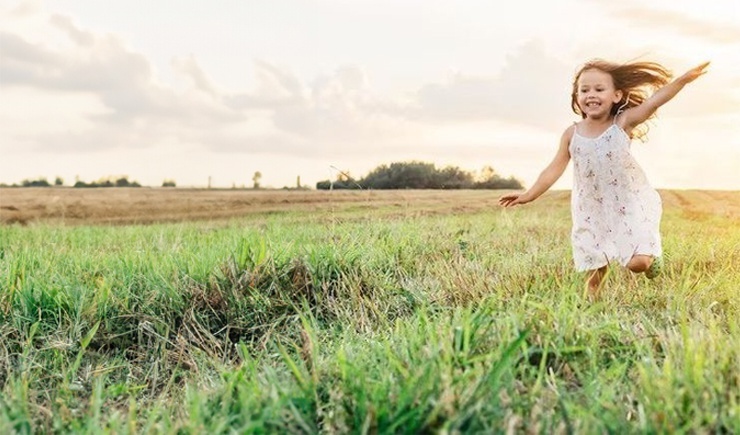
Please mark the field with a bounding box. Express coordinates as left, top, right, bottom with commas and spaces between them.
1, 188, 739, 433
3, 187, 740, 226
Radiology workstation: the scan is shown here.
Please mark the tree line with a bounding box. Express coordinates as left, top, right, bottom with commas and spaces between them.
3, 163, 525, 190
316, 161, 522, 190
2, 176, 146, 188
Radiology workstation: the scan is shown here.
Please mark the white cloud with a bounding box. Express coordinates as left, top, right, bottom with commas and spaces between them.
8, 0, 41, 17
613, 6, 740, 45
1, 22, 246, 152
171, 55, 216, 95
222, 60, 306, 110
49, 13, 94, 46
410, 40, 573, 131
3, 5, 582, 161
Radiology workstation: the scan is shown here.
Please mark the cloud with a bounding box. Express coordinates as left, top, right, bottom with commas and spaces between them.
0, 5, 579, 160
2, 17, 406, 157
4, 7, 736, 166
0, 29, 148, 93
49, 14, 94, 46
201, 61, 418, 157
218, 63, 419, 156
8, 0, 41, 17
409, 40, 574, 131
0, 22, 583, 160
0, 23, 246, 152
222, 60, 306, 110
0, 31, 59, 66
658, 77, 739, 118
614, 7, 740, 45
7, 6, 732, 164
171, 55, 217, 95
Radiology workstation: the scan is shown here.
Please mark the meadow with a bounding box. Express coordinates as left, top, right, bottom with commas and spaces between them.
1, 188, 739, 433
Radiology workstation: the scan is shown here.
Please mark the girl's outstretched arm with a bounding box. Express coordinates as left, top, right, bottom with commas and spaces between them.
499, 125, 573, 207
621, 61, 710, 132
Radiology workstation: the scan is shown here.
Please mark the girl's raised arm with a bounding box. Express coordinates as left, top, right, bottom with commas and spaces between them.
621, 62, 710, 132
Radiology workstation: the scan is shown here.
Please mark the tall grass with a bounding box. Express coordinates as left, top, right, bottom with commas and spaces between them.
0, 200, 739, 433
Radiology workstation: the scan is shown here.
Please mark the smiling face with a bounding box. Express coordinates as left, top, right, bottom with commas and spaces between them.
576, 68, 623, 120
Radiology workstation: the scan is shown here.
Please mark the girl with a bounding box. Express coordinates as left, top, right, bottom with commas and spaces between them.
499, 59, 709, 295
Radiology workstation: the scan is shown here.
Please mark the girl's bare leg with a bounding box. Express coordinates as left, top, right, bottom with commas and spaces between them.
586, 266, 608, 297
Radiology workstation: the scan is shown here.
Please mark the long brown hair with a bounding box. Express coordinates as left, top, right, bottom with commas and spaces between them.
571, 59, 673, 140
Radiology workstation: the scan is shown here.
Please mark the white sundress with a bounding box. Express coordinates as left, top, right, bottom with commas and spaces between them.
569, 122, 662, 272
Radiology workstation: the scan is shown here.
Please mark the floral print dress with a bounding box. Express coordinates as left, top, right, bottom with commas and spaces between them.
569, 123, 662, 271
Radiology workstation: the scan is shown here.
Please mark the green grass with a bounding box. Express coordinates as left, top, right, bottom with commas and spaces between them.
1, 201, 739, 433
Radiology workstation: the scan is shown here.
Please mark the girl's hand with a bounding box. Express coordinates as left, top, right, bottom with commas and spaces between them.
499, 193, 526, 207
678, 61, 710, 84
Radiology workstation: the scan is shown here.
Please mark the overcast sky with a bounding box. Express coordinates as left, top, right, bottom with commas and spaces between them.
1, 0, 739, 189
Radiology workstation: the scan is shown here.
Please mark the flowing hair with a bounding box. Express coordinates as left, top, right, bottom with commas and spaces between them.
571, 59, 673, 140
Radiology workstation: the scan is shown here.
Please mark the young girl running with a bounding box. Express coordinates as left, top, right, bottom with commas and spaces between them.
499, 59, 709, 295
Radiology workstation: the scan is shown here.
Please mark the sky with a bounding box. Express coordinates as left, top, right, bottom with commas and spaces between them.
1, 0, 739, 189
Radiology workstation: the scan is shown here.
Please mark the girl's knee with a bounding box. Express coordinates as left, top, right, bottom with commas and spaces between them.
627, 255, 651, 273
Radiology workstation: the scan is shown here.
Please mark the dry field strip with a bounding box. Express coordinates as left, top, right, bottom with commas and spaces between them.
1, 187, 739, 225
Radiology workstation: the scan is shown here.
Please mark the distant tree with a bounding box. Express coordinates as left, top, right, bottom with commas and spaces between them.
72, 176, 141, 188
162, 179, 176, 187
21, 178, 50, 187
478, 165, 496, 182
436, 166, 473, 189
252, 171, 262, 189
109, 177, 140, 187
473, 174, 523, 190
361, 161, 435, 189
54, 177, 64, 186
